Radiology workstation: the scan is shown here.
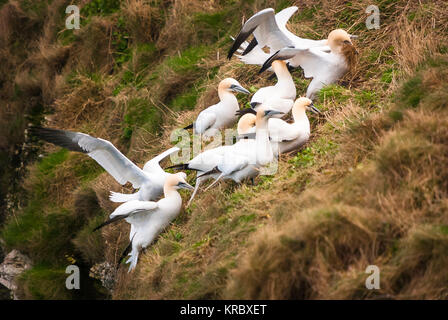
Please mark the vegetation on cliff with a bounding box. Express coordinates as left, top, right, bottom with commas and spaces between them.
0, 0, 447, 299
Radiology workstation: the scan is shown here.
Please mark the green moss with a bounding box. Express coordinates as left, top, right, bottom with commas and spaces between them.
18, 265, 73, 299
397, 75, 424, 108
381, 68, 395, 84
317, 84, 351, 104
81, 0, 121, 17
193, 10, 231, 42
122, 98, 163, 140
165, 46, 209, 74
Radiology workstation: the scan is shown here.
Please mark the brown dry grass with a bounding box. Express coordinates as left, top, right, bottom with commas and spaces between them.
2, 0, 448, 300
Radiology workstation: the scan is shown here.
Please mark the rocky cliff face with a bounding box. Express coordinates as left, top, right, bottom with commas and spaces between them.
0, 250, 32, 299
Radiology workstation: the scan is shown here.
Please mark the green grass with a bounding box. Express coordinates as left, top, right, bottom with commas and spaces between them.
122, 97, 163, 140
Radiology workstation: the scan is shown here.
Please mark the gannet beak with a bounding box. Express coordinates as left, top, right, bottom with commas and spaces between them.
265, 110, 284, 117
230, 84, 250, 94
178, 182, 194, 190
349, 34, 358, 40
309, 104, 321, 114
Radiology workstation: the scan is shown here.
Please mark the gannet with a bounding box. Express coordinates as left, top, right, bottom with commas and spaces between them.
228, 7, 330, 65
237, 97, 321, 155
250, 60, 295, 116
199, 106, 283, 191
259, 29, 358, 99
168, 113, 257, 206
94, 173, 194, 272
30, 127, 180, 202
183, 78, 250, 139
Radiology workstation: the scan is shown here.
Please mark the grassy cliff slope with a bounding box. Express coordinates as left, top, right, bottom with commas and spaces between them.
0, 0, 447, 299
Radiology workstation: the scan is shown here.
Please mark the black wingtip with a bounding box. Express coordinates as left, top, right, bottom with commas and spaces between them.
259, 50, 280, 74
166, 163, 189, 171
183, 123, 194, 130
242, 37, 258, 56
235, 108, 257, 117
228, 27, 257, 60
197, 166, 221, 178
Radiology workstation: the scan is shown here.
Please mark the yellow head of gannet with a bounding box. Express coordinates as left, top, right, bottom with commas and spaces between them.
292, 97, 321, 120
255, 106, 285, 127
237, 113, 256, 135
218, 78, 250, 99
271, 60, 289, 76
327, 29, 354, 54
163, 172, 194, 196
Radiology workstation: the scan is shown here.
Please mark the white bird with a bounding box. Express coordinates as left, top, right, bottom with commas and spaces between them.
249, 60, 296, 116
228, 7, 329, 65
93, 173, 194, 272
238, 97, 321, 155
197, 106, 283, 191
31, 127, 180, 202
183, 78, 250, 139
259, 29, 358, 99
168, 112, 261, 206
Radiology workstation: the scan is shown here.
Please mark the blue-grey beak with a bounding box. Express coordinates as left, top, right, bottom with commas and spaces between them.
309, 103, 321, 114
230, 84, 250, 95
265, 110, 284, 117
177, 181, 194, 190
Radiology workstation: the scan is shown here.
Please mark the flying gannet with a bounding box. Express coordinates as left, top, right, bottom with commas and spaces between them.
31, 127, 180, 202
249, 60, 296, 116
183, 78, 250, 139
228, 7, 330, 65
237, 97, 321, 155
94, 173, 194, 272
259, 29, 358, 99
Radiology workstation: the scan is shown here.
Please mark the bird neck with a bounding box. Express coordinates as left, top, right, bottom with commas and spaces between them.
255, 115, 273, 163
218, 88, 237, 103
273, 63, 293, 86
292, 107, 310, 131
163, 186, 181, 199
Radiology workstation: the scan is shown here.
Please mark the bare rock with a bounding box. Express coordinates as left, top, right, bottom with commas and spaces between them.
0, 249, 32, 299
89, 261, 116, 292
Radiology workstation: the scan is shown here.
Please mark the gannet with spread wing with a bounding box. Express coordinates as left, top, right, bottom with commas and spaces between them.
228, 7, 329, 65
259, 29, 358, 99
94, 173, 193, 272
31, 127, 180, 202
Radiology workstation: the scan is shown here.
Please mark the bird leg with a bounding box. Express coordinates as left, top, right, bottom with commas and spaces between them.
204, 173, 225, 192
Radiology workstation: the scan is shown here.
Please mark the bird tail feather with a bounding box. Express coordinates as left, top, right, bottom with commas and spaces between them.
126, 248, 139, 273
109, 191, 139, 203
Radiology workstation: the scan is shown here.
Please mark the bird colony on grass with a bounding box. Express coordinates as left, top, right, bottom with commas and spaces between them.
32, 6, 358, 272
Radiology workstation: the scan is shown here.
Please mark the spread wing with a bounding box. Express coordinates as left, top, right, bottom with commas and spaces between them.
93, 200, 158, 231
228, 8, 293, 59
31, 127, 149, 189
260, 47, 333, 79
143, 146, 180, 174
